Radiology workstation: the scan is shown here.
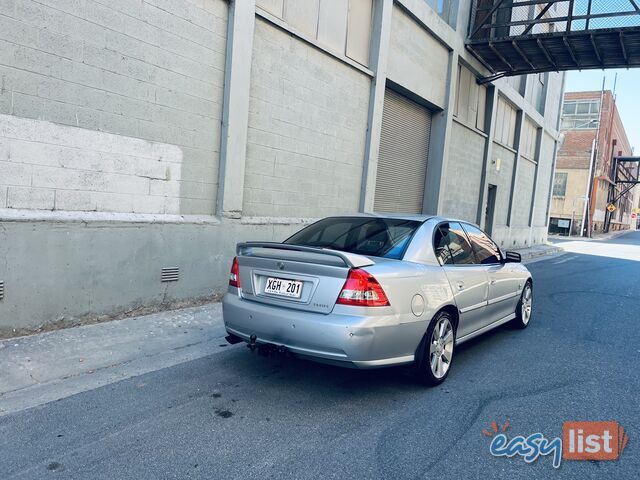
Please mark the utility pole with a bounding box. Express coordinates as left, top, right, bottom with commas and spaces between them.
586, 77, 606, 238
580, 138, 596, 237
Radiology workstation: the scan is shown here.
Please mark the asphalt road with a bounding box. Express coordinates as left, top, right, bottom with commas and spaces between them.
2, 232, 640, 479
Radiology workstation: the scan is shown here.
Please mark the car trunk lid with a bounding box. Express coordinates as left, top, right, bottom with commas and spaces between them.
236, 242, 375, 314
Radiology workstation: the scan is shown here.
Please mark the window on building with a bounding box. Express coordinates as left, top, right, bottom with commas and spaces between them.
425, 0, 458, 28
493, 97, 518, 148
454, 64, 488, 132
576, 102, 590, 114
256, 0, 374, 67
561, 100, 600, 130
521, 118, 539, 161
553, 172, 568, 197
561, 118, 599, 129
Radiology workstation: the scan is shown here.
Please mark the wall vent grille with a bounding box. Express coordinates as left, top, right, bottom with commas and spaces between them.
0, 281, 4, 301
161, 267, 179, 283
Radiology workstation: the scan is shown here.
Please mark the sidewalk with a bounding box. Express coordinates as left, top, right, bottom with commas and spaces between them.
514, 243, 564, 262
0, 303, 231, 416
549, 228, 633, 243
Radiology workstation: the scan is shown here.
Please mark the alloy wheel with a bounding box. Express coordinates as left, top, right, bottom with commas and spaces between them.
429, 317, 454, 379
522, 284, 533, 325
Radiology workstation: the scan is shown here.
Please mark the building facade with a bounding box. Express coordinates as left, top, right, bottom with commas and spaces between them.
0, 0, 564, 330
550, 90, 635, 236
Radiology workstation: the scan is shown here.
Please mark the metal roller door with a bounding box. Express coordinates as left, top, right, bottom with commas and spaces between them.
374, 88, 432, 214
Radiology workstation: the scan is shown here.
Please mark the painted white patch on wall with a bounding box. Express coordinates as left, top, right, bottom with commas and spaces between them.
0, 114, 183, 214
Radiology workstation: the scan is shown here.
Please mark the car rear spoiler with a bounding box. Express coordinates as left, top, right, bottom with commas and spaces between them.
236, 242, 375, 268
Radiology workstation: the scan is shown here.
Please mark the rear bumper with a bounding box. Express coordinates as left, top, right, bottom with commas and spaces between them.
222, 291, 425, 369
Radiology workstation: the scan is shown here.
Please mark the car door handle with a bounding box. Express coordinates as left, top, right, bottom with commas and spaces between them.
489, 278, 497, 285
456, 281, 465, 290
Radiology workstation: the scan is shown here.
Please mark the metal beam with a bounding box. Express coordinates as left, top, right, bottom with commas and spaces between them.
512, 40, 535, 69
537, 38, 557, 69
470, 0, 507, 39
620, 32, 628, 63
489, 42, 516, 71
589, 34, 602, 67
478, 72, 507, 84
520, 2, 554, 37
612, 184, 637, 203
563, 36, 579, 65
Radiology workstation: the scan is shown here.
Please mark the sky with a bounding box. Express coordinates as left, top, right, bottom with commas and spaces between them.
565, 68, 640, 153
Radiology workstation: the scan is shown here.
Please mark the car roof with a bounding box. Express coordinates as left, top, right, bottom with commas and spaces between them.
325, 212, 434, 222
323, 213, 478, 227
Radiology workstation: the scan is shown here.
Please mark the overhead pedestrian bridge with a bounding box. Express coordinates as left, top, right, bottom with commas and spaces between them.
467, 0, 640, 81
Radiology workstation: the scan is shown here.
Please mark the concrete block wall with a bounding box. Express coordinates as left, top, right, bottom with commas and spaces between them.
0, 0, 228, 215
243, 19, 370, 218
441, 121, 486, 222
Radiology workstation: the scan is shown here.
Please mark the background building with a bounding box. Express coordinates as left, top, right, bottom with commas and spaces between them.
0, 0, 564, 330
550, 90, 635, 236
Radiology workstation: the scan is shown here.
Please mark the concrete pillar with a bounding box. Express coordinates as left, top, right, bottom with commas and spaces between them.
424, 50, 458, 215
506, 109, 525, 227
359, 0, 393, 213
476, 85, 499, 229
527, 127, 544, 244
216, 0, 256, 219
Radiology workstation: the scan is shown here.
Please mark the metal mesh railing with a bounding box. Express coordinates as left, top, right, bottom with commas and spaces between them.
469, 0, 640, 41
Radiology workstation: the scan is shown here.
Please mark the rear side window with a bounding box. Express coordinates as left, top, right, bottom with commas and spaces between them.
284, 217, 421, 259
433, 227, 454, 265
462, 223, 502, 264
438, 222, 477, 265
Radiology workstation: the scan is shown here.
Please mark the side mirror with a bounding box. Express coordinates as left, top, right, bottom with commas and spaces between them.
503, 251, 522, 263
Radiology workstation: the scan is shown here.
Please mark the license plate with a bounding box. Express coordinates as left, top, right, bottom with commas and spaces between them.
264, 277, 303, 298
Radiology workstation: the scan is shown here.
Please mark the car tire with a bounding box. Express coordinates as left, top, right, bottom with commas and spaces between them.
414, 310, 455, 386
511, 280, 533, 329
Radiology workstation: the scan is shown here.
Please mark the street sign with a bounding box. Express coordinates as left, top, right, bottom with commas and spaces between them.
607, 203, 617, 213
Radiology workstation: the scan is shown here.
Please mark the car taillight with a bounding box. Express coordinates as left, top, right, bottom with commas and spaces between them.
336, 268, 390, 307
229, 256, 240, 288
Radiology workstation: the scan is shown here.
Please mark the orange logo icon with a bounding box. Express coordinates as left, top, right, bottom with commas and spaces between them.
562, 421, 629, 461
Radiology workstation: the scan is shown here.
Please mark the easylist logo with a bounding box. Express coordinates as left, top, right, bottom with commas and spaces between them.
563, 421, 629, 461
484, 420, 629, 468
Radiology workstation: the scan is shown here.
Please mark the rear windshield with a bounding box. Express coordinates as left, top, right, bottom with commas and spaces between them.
284, 217, 422, 259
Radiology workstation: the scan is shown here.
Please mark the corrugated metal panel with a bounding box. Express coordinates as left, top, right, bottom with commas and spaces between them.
374, 88, 432, 214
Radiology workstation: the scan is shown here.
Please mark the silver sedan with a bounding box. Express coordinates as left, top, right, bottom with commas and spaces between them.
222, 215, 533, 385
